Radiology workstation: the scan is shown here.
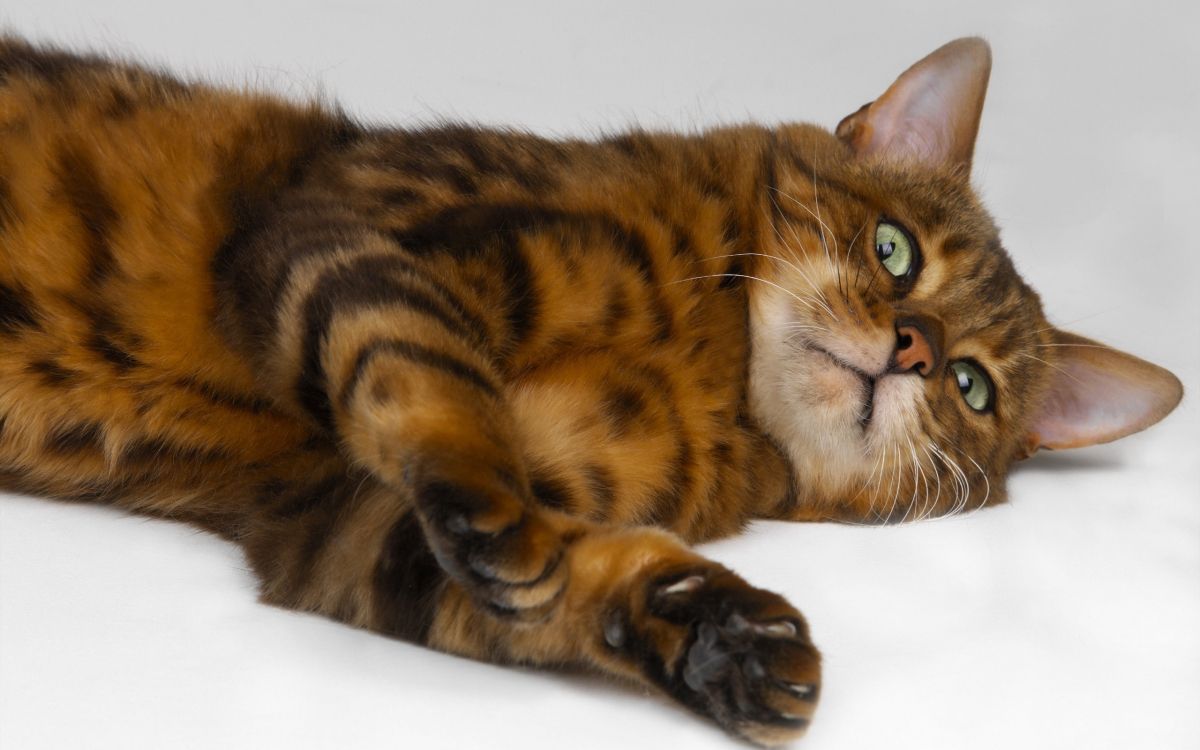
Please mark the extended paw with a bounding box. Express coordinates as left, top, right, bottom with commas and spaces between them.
416, 478, 567, 621
605, 565, 820, 747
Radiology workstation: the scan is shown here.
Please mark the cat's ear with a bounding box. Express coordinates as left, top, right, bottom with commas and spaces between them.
1022, 330, 1183, 456
836, 37, 991, 173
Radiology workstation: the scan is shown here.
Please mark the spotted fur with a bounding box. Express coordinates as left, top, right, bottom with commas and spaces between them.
0, 35, 1180, 745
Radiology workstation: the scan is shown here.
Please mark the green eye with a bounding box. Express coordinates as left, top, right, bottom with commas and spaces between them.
875, 221, 917, 278
950, 361, 993, 412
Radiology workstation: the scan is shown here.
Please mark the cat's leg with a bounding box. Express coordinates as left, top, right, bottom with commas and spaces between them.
215, 230, 819, 743
430, 522, 822, 747
242, 476, 819, 746
216, 228, 568, 619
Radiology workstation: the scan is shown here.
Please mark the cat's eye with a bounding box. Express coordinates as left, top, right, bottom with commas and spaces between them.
950, 360, 993, 412
875, 221, 918, 279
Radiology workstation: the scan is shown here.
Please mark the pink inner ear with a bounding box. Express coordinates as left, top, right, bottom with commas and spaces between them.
1034, 362, 1171, 449
868, 69, 980, 166
1029, 333, 1183, 451
843, 37, 991, 171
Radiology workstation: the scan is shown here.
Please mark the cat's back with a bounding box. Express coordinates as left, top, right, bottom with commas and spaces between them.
0, 38, 353, 504
0, 36, 352, 292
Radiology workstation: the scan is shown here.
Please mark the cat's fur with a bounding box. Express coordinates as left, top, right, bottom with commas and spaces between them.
0, 35, 1181, 745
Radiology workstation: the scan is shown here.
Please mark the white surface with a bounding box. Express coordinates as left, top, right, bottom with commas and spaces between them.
2, 2, 1198, 749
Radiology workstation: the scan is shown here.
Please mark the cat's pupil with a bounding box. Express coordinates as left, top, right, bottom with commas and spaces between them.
877, 242, 895, 258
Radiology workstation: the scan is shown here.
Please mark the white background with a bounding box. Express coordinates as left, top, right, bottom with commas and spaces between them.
2, 1, 1198, 749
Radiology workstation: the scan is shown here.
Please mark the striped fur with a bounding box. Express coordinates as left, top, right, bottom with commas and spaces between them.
0, 35, 1180, 746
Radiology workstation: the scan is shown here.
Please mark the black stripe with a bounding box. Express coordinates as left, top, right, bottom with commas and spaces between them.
625, 364, 691, 527
784, 151, 871, 207
336, 339, 499, 415
373, 510, 446, 643
54, 145, 119, 286
383, 126, 561, 196
86, 333, 139, 372
173, 377, 278, 415
120, 436, 229, 465
645, 433, 693, 527
208, 113, 362, 342
27, 359, 80, 386
45, 422, 104, 455
0, 37, 104, 84
392, 204, 658, 348
0, 283, 40, 335
375, 186, 423, 207
293, 255, 489, 429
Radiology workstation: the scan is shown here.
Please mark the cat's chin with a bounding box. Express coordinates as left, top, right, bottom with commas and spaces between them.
749, 328, 931, 503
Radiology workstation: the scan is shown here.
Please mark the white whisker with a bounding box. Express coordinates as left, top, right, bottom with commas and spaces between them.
765, 196, 841, 321
1017, 352, 1085, 386
667, 272, 824, 316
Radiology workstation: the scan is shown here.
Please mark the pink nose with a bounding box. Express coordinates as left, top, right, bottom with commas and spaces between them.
895, 324, 935, 376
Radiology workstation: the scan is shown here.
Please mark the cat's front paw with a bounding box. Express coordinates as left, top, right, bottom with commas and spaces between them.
605, 564, 820, 747
415, 478, 567, 622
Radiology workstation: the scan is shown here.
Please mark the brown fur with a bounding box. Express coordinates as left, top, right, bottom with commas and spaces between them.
0, 35, 1180, 745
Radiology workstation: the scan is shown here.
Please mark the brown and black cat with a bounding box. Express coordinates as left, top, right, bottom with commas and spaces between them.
0, 35, 1182, 745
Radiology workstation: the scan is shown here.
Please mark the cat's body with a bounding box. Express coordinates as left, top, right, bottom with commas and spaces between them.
0, 36, 1181, 745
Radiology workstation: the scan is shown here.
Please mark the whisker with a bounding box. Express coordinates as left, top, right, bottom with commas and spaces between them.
762, 198, 841, 321
1017, 352, 1085, 386
1031, 309, 1116, 333
922, 443, 944, 520
843, 220, 868, 303
904, 433, 931, 523
770, 186, 844, 304
961, 451, 991, 511
886, 443, 902, 523
700, 251, 839, 321
667, 273, 824, 315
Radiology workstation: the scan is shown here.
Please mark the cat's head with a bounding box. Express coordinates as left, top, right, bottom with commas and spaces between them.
747, 38, 1182, 521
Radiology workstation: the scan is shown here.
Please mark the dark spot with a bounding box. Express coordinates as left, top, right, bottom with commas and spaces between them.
103, 87, 137, 118
718, 257, 743, 291
603, 386, 645, 436
711, 441, 734, 465
530, 473, 573, 510
0, 283, 41, 335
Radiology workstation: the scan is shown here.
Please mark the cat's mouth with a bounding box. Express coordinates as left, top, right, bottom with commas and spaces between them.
806, 344, 878, 430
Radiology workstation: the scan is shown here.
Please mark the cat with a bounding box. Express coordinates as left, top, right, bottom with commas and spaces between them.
0, 34, 1182, 746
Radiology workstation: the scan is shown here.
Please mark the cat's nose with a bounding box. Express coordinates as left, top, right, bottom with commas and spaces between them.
893, 318, 941, 377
